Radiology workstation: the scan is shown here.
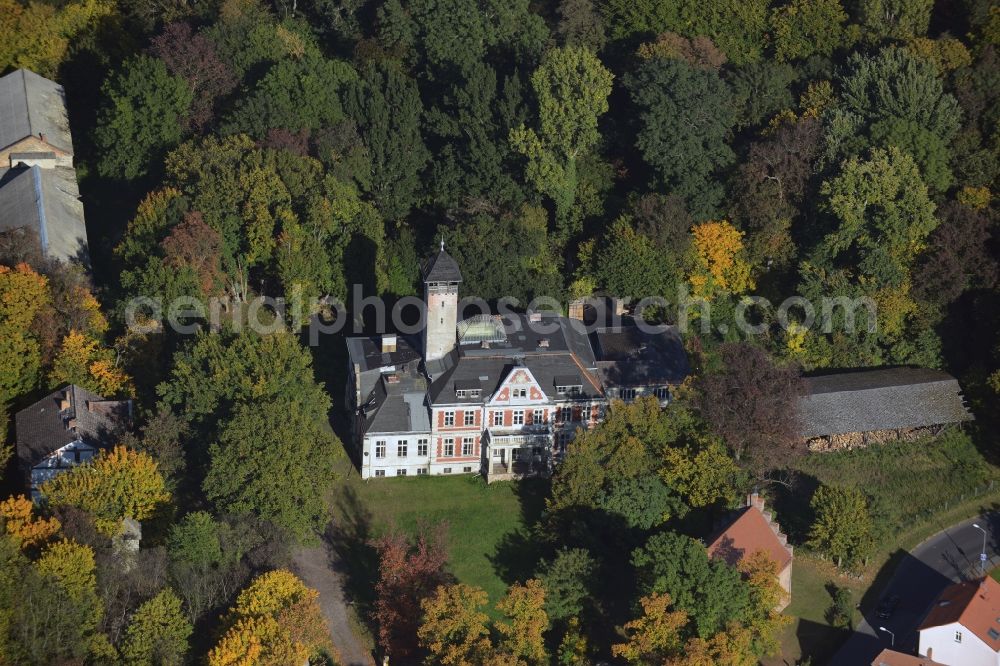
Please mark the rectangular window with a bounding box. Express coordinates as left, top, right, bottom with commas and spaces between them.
396, 469, 407, 476
397, 440, 408, 457
462, 438, 473, 456
556, 385, 582, 396
512, 387, 528, 398
375, 440, 386, 458
456, 390, 467, 399
512, 410, 524, 425
443, 467, 452, 474
532, 408, 545, 425
559, 406, 572, 422
444, 439, 455, 457
955, 631, 963, 643
374, 469, 385, 477
464, 411, 475, 426
463, 466, 473, 473
417, 439, 428, 456
492, 411, 503, 427
654, 387, 669, 400
470, 389, 481, 398
620, 388, 636, 401
444, 411, 455, 426
416, 468, 428, 475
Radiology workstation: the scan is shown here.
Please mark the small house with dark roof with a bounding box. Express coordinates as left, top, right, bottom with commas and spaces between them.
15, 385, 132, 499
919, 576, 1000, 666
799, 368, 974, 452
346, 245, 690, 481
706, 493, 794, 610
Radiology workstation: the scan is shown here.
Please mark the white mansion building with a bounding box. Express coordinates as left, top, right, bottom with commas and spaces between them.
346, 247, 689, 481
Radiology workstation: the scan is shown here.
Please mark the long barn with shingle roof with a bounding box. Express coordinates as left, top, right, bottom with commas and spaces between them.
799, 367, 974, 451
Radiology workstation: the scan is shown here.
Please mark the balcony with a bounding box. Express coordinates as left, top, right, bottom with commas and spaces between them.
482, 429, 551, 483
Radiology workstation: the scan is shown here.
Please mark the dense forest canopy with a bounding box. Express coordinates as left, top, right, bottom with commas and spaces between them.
1, 0, 999, 663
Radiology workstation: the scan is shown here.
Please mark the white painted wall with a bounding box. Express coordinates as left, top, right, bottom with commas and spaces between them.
361, 433, 432, 479
919, 622, 1000, 666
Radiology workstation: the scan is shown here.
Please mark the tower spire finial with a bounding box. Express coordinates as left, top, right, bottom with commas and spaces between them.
440, 236, 445, 252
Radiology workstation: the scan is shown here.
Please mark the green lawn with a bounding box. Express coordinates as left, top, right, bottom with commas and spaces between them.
329, 462, 547, 609
776, 429, 999, 545
767, 429, 999, 663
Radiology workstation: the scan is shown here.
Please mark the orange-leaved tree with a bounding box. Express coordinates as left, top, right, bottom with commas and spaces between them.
0, 495, 60, 549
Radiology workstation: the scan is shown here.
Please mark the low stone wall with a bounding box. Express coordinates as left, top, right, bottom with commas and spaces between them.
806, 424, 945, 452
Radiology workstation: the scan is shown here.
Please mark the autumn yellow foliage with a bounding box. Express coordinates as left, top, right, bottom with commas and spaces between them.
0, 0, 115, 78
0, 495, 60, 549
49, 329, 133, 396
688, 221, 755, 299
211, 570, 327, 665
40, 446, 169, 536
35, 539, 97, 599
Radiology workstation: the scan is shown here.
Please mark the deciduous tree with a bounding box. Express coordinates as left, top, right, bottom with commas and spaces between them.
510, 46, 613, 228
121, 588, 192, 665
808, 485, 876, 569
495, 579, 548, 664
611, 593, 687, 664
372, 525, 451, 659
698, 343, 804, 471
418, 583, 493, 666
94, 55, 194, 180
40, 446, 170, 536
626, 59, 735, 217
0, 495, 60, 550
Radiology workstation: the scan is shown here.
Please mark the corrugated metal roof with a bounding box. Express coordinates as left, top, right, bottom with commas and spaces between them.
0, 69, 74, 155
0, 166, 89, 264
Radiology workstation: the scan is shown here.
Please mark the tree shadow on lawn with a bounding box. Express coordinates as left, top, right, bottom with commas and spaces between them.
770, 469, 821, 546
488, 478, 551, 585
325, 484, 379, 638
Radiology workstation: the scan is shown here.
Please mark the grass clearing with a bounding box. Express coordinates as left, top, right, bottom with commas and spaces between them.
769, 430, 999, 663
776, 430, 998, 545
329, 459, 546, 610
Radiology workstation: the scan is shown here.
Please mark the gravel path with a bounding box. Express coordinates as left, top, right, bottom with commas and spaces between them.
292, 543, 375, 666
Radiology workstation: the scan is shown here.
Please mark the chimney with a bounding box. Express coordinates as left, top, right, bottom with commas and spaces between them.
537, 338, 549, 349
528, 312, 542, 323
59, 397, 71, 411
66, 417, 77, 430
381, 334, 397, 353
385, 373, 400, 384
612, 297, 627, 316
568, 299, 585, 321
39, 132, 45, 142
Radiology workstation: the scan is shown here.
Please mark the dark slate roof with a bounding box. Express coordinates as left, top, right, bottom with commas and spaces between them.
591, 323, 690, 387
0, 165, 89, 264
364, 372, 431, 434
346, 334, 422, 373
0, 69, 73, 155
799, 367, 974, 439
15, 385, 132, 470
422, 249, 463, 283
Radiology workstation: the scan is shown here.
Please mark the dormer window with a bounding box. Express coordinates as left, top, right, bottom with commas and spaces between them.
456, 390, 467, 399
555, 385, 582, 396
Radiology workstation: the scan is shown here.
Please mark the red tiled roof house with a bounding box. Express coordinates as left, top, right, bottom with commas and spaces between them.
706, 493, 794, 611
918, 576, 1000, 666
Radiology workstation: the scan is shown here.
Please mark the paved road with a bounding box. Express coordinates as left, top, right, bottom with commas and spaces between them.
829, 513, 1000, 665
292, 544, 375, 666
